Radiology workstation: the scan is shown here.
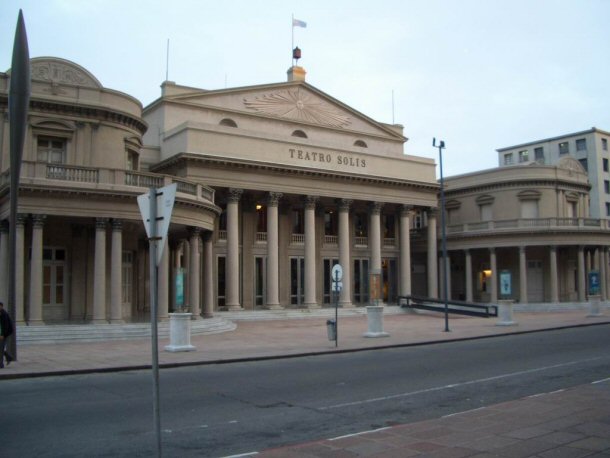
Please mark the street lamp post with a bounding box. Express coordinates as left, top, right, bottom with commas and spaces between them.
433, 138, 450, 332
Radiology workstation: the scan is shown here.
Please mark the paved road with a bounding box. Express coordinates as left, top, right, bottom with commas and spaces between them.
2, 325, 609, 457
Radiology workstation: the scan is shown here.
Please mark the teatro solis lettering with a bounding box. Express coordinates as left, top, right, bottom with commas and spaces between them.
289, 148, 366, 168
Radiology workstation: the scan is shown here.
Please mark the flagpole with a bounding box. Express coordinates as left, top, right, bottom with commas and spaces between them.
291, 14, 294, 66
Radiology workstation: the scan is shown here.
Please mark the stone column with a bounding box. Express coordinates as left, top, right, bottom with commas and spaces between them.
15, 215, 26, 323
399, 206, 412, 297
550, 246, 559, 303
226, 188, 242, 310
427, 209, 438, 298
370, 202, 383, 274
490, 248, 498, 303
93, 218, 108, 323
465, 249, 473, 302
577, 245, 586, 302
304, 195, 319, 308
110, 219, 123, 323
189, 227, 201, 318
0, 221, 8, 303
519, 246, 527, 304
158, 238, 169, 320
28, 215, 46, 324
600, 247, 607, 301
338, 199, 353, 307
266, 192, 283, 309
203, 232, 214, 317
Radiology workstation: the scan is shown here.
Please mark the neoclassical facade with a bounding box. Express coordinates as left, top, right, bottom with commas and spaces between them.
2, 57, 606, 326
442, 158, 610, 304
142, 67, 440, 311
0, 58, 219, 324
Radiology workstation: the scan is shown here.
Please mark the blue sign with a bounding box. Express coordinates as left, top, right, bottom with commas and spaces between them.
175, 268, 185, 306
500, 270, 512, 297
588, 270, 600, 295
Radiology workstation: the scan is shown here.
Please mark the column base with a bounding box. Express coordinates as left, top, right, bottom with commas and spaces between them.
338, 302, 354, 308
109, 319, 124, 324
227, 305, 243, 311
27, 319, 44, 326
91, 319, 108, 324
304, 303, 320, 309
190, 314, 203, 320
264, 304, 284, 310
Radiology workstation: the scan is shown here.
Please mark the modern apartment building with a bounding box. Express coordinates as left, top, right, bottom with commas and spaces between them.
497, 128, 610, 219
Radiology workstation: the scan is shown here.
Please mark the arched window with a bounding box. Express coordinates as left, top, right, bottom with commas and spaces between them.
219, 118, 238, 128
354, 140, 368, 148
292, 130, 308, 138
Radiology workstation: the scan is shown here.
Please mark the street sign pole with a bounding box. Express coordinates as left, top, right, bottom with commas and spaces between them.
149, 187, 162, 458
334, 269, 339, 347
138, 183, 176, 458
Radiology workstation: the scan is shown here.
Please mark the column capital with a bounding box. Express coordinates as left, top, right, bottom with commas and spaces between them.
370, 202, 384, 215
16, 213, 28, 226
519, 246, 526, 254
111, 219, 123, 231
463, 248, 470, 255
95, 218, 109, 230
202, 231, 213, 242
489, 247, 496, 254
427, 207, 439, 218
304, 195, 319, 210
337, 198, 352, 212
267, 192, 283, 207
32, 214, 47, 228
401, 205, 414, 217
189, 226, 202, 238
227, 188, 243, 203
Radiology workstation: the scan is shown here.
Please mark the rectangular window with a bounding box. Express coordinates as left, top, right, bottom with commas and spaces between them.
559, 142, 569, 155
254, 256, 266, 307
576, 138, 587, 151
579, 158, 588, 172
383, 214, 395, 238
603, 138, 608, 151
126, 151, 139, 170
324, 210, 337, 236
354, 212, 368, 237
256, 204, 267, 233
37, 137, 66, 164
606, 203, 610, 217
292, 208, 304, 234
217, 256, 226, 308
605, 181, 610, 194
520, 200, 538, 219
503, 153, 513, 165
534, 147, 544, 163
604, 158, 610, 172
480, 204, 493, 222
518, 150, 529, 163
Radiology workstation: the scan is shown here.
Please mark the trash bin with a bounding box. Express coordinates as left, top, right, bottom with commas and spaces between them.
326, 319, 336, 341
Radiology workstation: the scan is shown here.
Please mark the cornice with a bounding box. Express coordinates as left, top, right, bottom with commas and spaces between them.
0, 94, 147, 134
445, 178, 590, 197
152, 153, 439, 192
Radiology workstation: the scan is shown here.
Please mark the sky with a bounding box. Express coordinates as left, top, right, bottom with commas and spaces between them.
1, 0, 609, 177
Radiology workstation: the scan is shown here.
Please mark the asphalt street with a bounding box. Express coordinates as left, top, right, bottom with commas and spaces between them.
2, 325, 609, 457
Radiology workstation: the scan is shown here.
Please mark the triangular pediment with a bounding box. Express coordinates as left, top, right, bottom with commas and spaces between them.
165, 82, 404, 139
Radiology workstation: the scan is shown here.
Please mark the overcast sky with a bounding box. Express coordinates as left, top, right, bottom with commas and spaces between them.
2, 0, 609, 177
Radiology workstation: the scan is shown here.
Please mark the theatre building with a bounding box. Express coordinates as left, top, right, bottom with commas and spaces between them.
143, 66, 440, 312
0, 57, 442, 324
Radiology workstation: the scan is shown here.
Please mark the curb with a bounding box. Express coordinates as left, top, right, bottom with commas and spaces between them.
1, 320, 608, 381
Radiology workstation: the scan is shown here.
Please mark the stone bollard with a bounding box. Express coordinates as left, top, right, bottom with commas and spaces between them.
363, 305, 389, 338
164, 313, 196, 352
496, 300, 517, 326
587, 295, 603, 317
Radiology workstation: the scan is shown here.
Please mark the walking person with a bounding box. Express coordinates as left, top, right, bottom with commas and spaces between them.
0, 301, 14, 368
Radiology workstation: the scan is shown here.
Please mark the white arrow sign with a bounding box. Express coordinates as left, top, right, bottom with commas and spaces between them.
137, 183, 177, 266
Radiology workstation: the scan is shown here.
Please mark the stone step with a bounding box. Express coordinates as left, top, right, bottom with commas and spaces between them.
16, 317, 236, 345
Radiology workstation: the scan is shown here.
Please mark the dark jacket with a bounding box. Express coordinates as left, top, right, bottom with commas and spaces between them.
0, 309, 13, 338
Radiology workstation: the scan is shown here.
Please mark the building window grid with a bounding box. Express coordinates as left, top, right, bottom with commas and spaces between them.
503, 153, 513, 165
559, 142, 569, 155
518, 150, 529, 163
605, 158, 609, 173
576, 138, 587, 152
603, 138, 608, 151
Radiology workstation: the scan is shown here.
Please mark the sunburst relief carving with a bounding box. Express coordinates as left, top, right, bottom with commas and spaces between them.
244, 88, 351, 128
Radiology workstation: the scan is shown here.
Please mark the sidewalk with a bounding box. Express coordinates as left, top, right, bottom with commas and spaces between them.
1, 308, 608, 379
2, 308, 609, 457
